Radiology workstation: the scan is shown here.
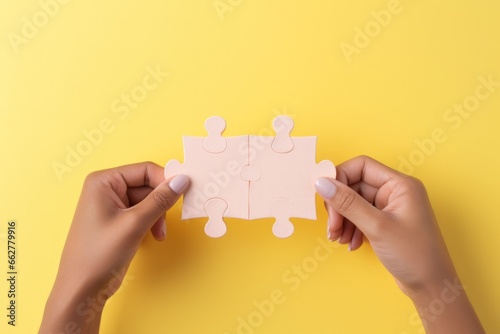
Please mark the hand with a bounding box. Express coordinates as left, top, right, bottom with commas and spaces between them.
39, 162, 189, 334
315, 155, 484, 333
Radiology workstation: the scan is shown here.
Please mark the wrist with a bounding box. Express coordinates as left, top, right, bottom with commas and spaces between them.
405, 275, 465, 308
404, 276, 484, 334
400, 261, 459, 302
40, 276, 106, 334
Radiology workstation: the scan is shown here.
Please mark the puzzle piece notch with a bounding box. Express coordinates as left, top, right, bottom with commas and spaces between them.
204, 198, 228, 238
271, 198, 295, 238
272, 116, 294, 154
203, 116, 227, 153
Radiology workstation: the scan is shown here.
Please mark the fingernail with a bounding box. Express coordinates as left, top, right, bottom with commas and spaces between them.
327, 226, 336, 242
169, 175, 189, 194
315, 178, 336, 200
348, 243, 352, 252
161, 222, 166, 239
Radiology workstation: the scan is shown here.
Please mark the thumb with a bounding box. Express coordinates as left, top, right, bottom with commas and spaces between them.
128, 175, 190, 230
315, 177, 381, 236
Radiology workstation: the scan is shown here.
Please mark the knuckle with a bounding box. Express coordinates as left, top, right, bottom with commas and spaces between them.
84, 170, 103, 187
143, 161, 160, 170
152, 190, 173, 212
355, 154, 370, 161
334, 190, 357, 213
408, 176, 425, 189
85, 170, 99, 182
354, 154, 374, 164
143, 161, 156, 169
402, 175, 427, 193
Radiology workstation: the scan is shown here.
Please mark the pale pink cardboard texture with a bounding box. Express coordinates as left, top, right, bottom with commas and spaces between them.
165, 116, 336, 238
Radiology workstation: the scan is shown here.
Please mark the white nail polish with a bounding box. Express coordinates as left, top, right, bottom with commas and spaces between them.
315, 178, 336, 199
169, 175, 189, 194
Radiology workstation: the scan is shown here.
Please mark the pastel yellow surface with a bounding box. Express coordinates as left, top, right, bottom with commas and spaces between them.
1, 0, 499, 333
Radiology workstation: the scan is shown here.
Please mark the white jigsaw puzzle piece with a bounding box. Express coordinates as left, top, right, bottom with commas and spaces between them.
165, 135, 249, 221
243, 116, 336, 238
166, 115, 335, 238
246, 136, 326, 220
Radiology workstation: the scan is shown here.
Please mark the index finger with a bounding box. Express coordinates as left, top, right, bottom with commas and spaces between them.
336, 155, 405, 189
90, 162, 166, 193
112, 162, 166, 188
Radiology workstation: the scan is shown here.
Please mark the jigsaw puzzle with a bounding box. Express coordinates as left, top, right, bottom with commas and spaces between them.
164, 116, 336, 238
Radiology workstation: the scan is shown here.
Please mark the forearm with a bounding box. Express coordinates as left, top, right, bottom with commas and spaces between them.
39, 281, 104, 334
408, 277, 484, 334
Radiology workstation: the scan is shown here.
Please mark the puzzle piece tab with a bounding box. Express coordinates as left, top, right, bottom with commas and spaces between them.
203, 116, 227, 153
165, 116, 335, 238
270, 198, 295, 238
272, 116, 295, 153
204, 198, 228, 238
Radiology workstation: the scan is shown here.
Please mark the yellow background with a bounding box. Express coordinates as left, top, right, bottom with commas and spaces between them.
1, 0, 499, 333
